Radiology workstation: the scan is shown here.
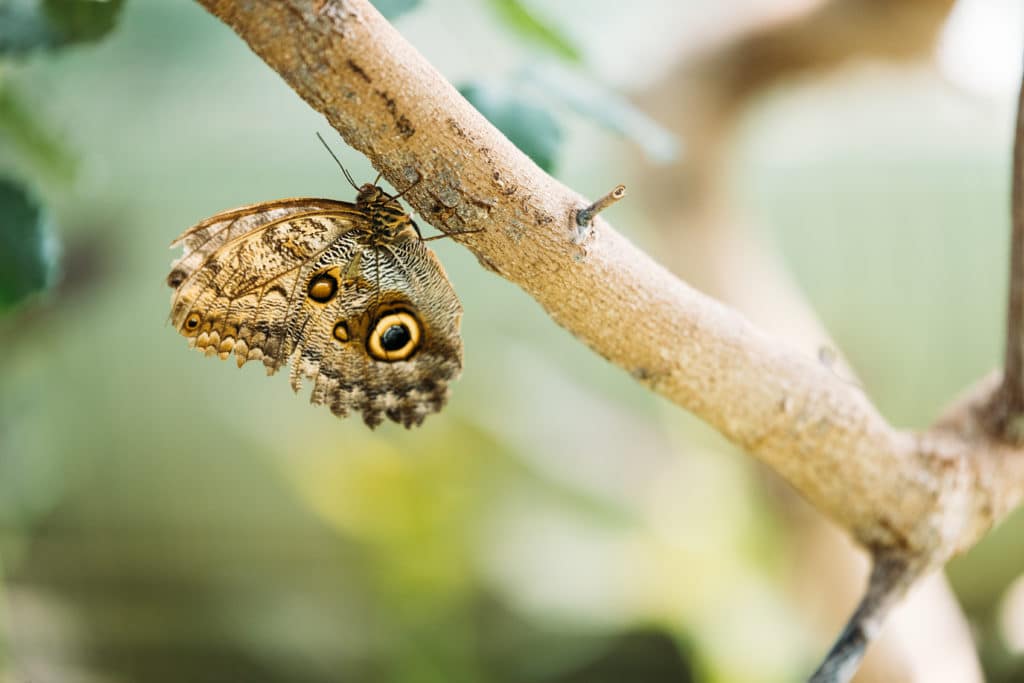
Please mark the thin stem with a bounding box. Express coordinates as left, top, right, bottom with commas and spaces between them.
808, 553, 918, 683
995, 54, 1024, 442
576, 184, 626, 227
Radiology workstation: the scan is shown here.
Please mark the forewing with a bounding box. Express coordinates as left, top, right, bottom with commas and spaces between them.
168, 199, 365, 372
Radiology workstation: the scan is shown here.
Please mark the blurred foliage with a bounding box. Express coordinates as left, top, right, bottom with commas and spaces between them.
483, 0, 580, 63
0, 178, 55, 313
371, 0, 421, 21
0, 0, 118, 315
522, 64, 679, 164
465, 0, 677, 168
0, 0, 126, 55
0, 85, 76, 182
460, 81, 563, 172
460, 65, 679, 170
0, 1, 1021, 682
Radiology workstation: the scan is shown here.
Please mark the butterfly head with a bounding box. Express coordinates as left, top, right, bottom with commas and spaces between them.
356, 183, 415, 238
356, 183, 387, 206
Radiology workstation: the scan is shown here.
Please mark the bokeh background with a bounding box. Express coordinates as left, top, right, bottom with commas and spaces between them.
1, 0, 1023, 681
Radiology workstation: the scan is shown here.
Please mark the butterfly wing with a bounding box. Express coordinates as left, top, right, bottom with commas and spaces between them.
168, 198, 365, 371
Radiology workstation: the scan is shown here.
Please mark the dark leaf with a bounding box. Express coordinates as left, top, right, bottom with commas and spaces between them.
370, 0, 421, 21
0, 0, 125, 55
554, 628, 696, 683
485, 0, 580, 63
0, 179, 57, 313
522, 64, 680, 164
460, 82, 563, 173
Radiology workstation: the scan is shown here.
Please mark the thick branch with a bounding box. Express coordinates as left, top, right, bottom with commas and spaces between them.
195, 0, 1024, 565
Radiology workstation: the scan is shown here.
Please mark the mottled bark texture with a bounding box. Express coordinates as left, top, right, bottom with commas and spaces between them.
196, 0, 1024, 629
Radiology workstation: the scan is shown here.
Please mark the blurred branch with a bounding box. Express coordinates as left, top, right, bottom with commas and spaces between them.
690, 0, 955, 119
195, 1, 1022, 679
637, 2, 977, 680
987, 58, 1024, 443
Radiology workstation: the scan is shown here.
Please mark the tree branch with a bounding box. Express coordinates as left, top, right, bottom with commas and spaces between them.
194, 0, 1024, 671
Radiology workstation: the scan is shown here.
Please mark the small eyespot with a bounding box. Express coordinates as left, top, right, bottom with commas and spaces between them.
367, 310, 421, 362
183, 312, 202, 335
167, 269, 187, 288
333, 321, 350, 342
307, 273, 338, 303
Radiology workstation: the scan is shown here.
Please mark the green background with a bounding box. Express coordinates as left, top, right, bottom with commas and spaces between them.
0, 1, 1020, 681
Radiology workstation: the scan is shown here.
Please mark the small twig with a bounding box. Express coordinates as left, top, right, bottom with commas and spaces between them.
576, 184, 626, 227
990, 52, 1024, 442
808, 553, 920, 683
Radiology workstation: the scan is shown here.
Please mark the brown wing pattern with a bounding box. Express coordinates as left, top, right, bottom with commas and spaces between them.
168, 199, 364, 372
295, 241, 464, 427
167, 197, 464, 428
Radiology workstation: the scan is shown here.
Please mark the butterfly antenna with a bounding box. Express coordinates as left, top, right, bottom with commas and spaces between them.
373, 170, 383, 186
389, 175, 422, 202
316, 132, 359, 191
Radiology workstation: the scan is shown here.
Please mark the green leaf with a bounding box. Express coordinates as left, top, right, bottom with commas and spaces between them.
370, 0, 421, 21
522, 64, 680, 164
0, 179, 57, 313
485, 0, 580, 63
459, 82, 563, 173
42, 0, 125, 42
0, 0, 125, 55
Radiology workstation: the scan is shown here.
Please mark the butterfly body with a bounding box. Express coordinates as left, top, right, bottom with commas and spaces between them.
168, 185, 463, 428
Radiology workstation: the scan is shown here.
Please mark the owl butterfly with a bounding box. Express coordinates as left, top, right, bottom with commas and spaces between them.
167, 153, 464, 429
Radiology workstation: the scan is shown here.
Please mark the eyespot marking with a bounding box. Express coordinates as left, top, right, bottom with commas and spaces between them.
167, 269, 187, 288
183, 312, 202, 336
367, 310, 421, 362
380, 324, 409, 351
333, 321, 350, 342
307, 272, 338, 303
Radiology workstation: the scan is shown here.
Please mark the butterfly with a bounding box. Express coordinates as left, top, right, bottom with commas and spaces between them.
167, 142, 466, 428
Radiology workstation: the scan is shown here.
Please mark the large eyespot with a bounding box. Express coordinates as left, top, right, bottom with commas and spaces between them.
183, 312, 202, 336
332, 321, 350, 342
367, 310, 421, 362
307, 273, 338, 303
